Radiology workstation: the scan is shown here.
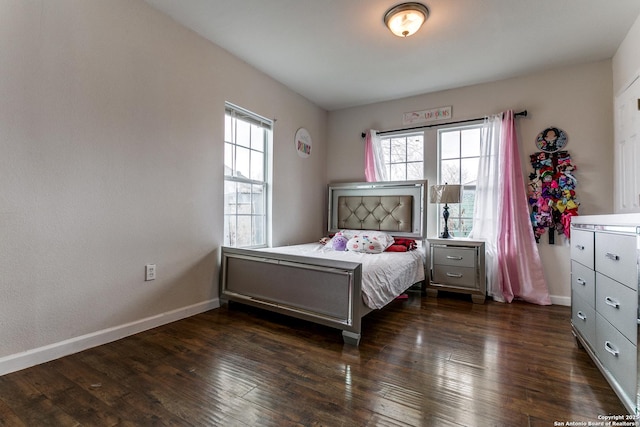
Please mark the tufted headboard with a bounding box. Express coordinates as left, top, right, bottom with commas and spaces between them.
337, 195, 413, 232
327, 180, 427, 239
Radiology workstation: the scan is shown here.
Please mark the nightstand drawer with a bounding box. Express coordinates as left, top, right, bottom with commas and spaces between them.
432, 246, 476, 268
432, 265, 476, 289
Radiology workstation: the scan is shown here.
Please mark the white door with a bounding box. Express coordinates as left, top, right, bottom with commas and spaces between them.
614, 75, 640, 213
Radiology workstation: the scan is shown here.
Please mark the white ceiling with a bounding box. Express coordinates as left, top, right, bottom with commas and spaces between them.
145, 0, 640, 111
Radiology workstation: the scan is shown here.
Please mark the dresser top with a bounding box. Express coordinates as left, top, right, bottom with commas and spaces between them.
572, 213, 640, 234
572, 213, 640, 226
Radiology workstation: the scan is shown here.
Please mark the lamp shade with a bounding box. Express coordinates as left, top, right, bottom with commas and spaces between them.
430, 184, 462, 204
384, 2, 429, 38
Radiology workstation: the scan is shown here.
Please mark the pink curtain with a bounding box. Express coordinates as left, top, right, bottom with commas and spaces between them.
364, 130, 387, 182
497, 111, 551, 305
364, 130, 376, 182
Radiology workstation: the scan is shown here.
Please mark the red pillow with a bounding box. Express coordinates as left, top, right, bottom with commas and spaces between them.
385, 244, 408, 252
388, 238, 417, 251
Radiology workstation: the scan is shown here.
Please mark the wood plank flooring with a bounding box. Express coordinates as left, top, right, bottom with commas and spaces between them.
0, 291, 630, 426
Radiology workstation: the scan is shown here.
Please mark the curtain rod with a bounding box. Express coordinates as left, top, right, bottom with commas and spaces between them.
360, 110, 528, 138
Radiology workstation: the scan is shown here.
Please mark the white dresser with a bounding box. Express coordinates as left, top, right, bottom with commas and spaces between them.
571, 214, 640, 415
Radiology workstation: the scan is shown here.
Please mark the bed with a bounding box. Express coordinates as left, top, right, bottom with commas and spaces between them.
220, 180, 428, 345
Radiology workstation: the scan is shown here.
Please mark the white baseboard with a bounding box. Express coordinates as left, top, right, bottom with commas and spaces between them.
0, 299, 220, 376
550, 295, 570, 306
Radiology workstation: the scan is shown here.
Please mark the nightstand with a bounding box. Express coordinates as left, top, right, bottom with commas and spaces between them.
427, 238, 486, 304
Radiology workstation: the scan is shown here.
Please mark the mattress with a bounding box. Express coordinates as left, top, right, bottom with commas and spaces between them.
259, 243, 426, 309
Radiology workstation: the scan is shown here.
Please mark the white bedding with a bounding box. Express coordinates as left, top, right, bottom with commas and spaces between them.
259, 243, 426, 310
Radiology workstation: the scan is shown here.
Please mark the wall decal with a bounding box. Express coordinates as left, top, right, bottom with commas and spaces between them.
402, 106, 452, 125
295, 127, 312, 158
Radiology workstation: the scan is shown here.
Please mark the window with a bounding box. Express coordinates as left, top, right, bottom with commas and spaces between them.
379, 132, 424, 180
437, 125, 483, 237
224, 104, 271, 248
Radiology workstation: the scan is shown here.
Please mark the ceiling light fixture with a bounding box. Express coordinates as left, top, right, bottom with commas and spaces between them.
384, 2, 429, 38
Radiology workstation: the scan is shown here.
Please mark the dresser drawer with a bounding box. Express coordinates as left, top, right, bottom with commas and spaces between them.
595, 313, 638, 401
432, 246, 476, 268
595, 272, 638, 345
571, 260, 595, 308
432, 265, 476, 289
572, 293, 596, 346
571, 228, 594, 269
595, 232, 637, 288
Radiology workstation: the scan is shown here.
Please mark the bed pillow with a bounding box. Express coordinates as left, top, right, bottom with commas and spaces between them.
346, 235, 385, 254
335, 230, 394, 251
386, 237, 417, 251
385, 244, 408, 252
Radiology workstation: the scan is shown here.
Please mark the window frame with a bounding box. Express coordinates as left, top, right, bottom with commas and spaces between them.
223, 103, 272, 248
378, 131, 425, 181
436, 123, 484, 238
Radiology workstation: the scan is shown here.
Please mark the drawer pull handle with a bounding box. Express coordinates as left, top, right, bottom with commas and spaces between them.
575, 244, 585, 251
446, 273, 463, 278
576, 311, 587, 321
605, 252, 620, 261
604, 341, 620, 357
446, 256, 463, 260
576, 278, 586, 286
604, 297, 620, 309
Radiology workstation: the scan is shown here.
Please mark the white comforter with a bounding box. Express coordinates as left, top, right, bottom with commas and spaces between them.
259, 243, 426, 310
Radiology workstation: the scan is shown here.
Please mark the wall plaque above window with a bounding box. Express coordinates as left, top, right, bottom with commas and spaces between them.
402, 106, 452, 125
295, 127, 312, 158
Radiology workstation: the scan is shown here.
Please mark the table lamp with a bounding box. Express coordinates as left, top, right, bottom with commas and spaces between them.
430, 184, 462, 238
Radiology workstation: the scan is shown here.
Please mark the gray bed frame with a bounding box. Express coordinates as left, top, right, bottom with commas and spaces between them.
220, 180, 428, 345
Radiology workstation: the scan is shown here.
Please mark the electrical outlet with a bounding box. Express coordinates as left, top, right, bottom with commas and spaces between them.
145, 264, 156, 281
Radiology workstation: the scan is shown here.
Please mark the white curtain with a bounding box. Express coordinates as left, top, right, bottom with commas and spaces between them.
470, 112, 551, 305
469, 114, 504, 301
364, 130, 388, 182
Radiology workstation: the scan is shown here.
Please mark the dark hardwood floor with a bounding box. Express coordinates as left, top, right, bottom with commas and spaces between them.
0, 291, 629, 426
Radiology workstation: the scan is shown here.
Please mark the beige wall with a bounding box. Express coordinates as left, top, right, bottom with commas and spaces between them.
0, 0, 327, 368
327, 60, 615, 304
3, 0, 636, 372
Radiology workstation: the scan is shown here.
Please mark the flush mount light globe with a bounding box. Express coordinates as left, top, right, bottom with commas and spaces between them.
384, 2, 429, 37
